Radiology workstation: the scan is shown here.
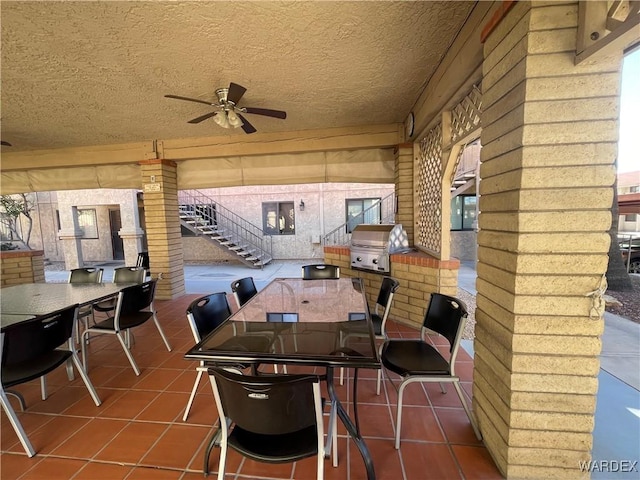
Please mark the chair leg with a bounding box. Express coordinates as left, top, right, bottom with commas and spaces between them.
115, 331, 141, 376
394, 381, 408, 449
452, 381, 482, 440
325, 400, 338, 467
183, 368, 205, 422
66, 357, 75, 381
81, 330, 91, 371
0, 387, 35, 457
40, 376, 47, 401
152, 311, 172, 351
71, 351, 102, 406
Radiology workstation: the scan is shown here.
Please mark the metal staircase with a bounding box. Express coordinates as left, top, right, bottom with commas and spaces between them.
323, 192, 396, 246
178, 190, 273, 268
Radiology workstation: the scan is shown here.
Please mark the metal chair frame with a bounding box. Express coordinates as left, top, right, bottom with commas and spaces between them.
381, 293, 482, 448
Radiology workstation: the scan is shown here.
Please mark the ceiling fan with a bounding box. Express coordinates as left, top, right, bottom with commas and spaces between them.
165, 82, 286, 134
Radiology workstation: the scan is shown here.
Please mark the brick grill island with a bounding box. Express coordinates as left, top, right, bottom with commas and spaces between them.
0, 250, 45, 287
324, 245, 459, 329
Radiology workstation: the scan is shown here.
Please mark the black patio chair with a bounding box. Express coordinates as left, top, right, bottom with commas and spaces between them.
340, 276, 400, 394
231, 276, 258, 308
183, 292, 272, 422
81, 280, 171, 375
205, 368, 328, 479
92, 266, 147, 317
0, 305, 102, 457
381, 293, 482, 448
301, 264, 340, 280
68, 267, 104, 342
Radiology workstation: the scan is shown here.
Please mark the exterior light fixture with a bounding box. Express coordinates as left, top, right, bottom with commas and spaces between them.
299, 200, 305, 211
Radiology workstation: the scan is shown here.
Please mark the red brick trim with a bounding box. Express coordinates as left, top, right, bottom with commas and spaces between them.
391, 251, 460, 269
324, 246, 350, 256
481, 0, 517, 43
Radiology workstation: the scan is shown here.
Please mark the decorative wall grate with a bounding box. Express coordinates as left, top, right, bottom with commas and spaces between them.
416, 124, 443, 253
451, 85, 482, 144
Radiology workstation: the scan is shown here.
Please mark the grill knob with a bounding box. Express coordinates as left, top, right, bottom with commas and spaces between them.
372, 258, 378, 264
356, 256, 362, 262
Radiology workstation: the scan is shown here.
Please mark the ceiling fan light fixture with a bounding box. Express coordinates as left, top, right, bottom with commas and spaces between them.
227, 109, 243, 128
213, 112, 230, 128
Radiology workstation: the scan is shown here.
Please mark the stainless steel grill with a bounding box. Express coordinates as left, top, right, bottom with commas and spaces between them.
350, 224, 410, 273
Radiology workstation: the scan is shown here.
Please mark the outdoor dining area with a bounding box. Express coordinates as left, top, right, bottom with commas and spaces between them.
0, 262, 501, 479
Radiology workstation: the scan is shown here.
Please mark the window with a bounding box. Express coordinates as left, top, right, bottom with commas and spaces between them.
263, 202, 295, 235
624, 213, 638, 222
77, 209, 98, 239
451, 195, 476, 231
345, 198, 381, 233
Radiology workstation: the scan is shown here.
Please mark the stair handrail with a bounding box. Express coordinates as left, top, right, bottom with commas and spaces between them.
322, 191, 396, 246
178, 189, 272, 265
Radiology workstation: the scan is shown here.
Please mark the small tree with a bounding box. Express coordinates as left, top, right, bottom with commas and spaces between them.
0, 193, 35, 249
606, 177, 633, 291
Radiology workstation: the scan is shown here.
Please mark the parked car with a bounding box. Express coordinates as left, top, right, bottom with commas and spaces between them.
618, 235, 640, 274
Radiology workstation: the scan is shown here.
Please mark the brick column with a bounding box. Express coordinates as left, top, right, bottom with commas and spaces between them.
395, 144, 414, 244
474, 2, 621, 478
139, 160, 185, 300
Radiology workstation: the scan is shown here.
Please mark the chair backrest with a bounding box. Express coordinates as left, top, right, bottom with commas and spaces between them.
376, 276, 400, 313
375, 276, 400, 325
301, 264, 340, 280
113, 266, 146, 284
116, 280, 156, 317
231, 277, 258, 307
68, 267, 103, 283
136, 251, 150, 269
1, 305, 78, 369
186, 292, 232, 342
422, 293, 468, 352
209, 368, 321, 436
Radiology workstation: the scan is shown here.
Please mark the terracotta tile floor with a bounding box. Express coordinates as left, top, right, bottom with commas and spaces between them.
1, 295, 503, 479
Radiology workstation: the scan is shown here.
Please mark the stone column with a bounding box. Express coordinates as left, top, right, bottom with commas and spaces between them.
395, 143, 414, 244
139, 159, 185, 299
474, 2, 621, 478
118, 190, 145, 266
58, 205, 84, 270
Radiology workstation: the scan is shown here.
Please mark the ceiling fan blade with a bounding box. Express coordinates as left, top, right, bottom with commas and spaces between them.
243, 107, 287, 119
238, 114, 257, 134
187, 111, 219, 124
165, 94, 213, 106
0, 141, 12, 146
227, 83, 247, 105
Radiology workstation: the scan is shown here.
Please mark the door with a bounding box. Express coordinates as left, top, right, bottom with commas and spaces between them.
109, 209, 124, 260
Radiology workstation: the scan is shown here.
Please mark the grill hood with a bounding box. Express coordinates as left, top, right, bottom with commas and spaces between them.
350, 224, 409, 252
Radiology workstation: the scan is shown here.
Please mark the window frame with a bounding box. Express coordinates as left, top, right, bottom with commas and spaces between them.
450, 195, 477, 232
345, 197, 382, 233
77, 208, 99, 239
262, 201, 296, 236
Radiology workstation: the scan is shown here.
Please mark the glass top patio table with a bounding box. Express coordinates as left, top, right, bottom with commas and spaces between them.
185, 276, 379, 479
1, 283, 131, 330
185, 277, 379, 368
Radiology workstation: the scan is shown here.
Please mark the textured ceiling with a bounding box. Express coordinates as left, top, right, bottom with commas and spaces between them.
0, 1, 475, 152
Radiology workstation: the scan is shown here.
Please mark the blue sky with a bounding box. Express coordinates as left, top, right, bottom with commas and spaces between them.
618, 48, 639, 173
